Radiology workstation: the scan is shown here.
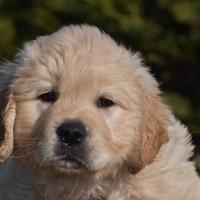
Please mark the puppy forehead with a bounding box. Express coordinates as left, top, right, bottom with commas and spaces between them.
16, 27, 137, 87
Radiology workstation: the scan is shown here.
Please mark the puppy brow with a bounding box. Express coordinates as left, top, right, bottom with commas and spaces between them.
99, 88, 137, 108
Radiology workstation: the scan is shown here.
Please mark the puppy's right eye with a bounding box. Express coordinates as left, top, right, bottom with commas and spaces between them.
37, 90, 58, 103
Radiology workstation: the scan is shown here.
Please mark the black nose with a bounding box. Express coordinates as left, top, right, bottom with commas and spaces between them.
56, 121, 86, 146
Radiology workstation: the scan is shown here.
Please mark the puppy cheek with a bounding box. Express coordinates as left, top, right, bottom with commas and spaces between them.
81, 123, 117, 171
104, 106, 141, 137
83, 106, 142, 171
35, 134, 58, 164
14, 101, 55, 164
85, 128, 128, 171
104, 108, 141, 151
33, 122, 59, 164
14, 102, 39, 143
87, 145, 114, 171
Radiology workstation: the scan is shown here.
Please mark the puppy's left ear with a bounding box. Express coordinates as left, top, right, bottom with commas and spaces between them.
128, 65, 169, 172
0, 92, 16, 163
140, 91, 169, 167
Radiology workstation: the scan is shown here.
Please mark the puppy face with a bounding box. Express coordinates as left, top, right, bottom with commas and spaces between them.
0, 25, 168, 175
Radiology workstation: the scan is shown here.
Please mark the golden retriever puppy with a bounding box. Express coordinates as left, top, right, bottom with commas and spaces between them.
0, 25, 200, 200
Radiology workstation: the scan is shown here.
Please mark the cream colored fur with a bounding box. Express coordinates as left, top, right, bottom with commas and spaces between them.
0, 25, 200, 200
0, 120, 200, 200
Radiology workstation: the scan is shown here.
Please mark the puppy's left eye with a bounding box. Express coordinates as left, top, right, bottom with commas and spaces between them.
96, 96, 115, 108
38, 90, 58, 103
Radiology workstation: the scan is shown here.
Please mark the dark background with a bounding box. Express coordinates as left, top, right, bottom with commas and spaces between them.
0, 0, 199, 135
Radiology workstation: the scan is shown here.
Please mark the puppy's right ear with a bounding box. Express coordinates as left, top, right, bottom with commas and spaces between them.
0, 91, 16, 163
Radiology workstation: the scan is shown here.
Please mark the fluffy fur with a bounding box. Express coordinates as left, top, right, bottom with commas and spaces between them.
0, 25, 200, 200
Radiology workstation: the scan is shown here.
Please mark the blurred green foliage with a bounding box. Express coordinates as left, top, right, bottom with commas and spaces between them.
0, 0, 200, 132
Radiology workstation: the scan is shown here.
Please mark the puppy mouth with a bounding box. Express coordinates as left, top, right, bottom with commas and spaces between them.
53, 150, 89, 171
62, 154, 87, 169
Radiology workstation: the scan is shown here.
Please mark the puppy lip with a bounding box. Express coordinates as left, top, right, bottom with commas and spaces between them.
61, 154, 88, 169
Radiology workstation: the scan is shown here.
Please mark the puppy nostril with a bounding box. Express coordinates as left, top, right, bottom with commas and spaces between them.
74, 130, 85, 142
56, 121, 86, 146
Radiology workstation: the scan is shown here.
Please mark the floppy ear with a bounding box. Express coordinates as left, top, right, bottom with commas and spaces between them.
128, 65, 169, 172
0, 60, 19, 163
0, 91, 16, 163
140, 93, 169, 166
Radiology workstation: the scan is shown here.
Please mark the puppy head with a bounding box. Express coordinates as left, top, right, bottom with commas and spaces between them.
0, 25, 169, 175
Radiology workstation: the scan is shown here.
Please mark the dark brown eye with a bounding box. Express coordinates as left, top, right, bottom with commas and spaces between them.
96, 96, 115, 108
38, 90, 58, 103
